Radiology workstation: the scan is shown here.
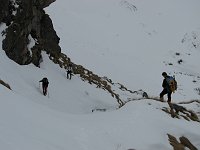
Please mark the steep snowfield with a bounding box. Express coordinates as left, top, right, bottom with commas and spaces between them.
0, 51, 118, 114
1, 85, 200, 150
46, 0, 200, 101
1, 0, 200, 149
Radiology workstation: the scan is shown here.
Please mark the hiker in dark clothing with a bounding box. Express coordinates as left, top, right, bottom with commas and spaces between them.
66, 63, 73, 80
160, 72, 172, 102
39, 77, 49, 96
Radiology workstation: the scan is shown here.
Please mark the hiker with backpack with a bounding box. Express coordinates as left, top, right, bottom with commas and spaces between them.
160, 72, 177, 102
39, 77, 49, 96
66, 63, 73, 80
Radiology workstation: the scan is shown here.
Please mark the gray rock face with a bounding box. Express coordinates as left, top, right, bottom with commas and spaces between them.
38, 0, 56, 9
0, 0, 12, 25
0, 0, 61, 66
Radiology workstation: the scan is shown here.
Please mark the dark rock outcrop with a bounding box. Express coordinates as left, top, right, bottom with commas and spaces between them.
0, 0, 60, 66
0, 79, 11, 90
168, 134, 198, 150
37, 0, 56, 9
0, 0, 10, 24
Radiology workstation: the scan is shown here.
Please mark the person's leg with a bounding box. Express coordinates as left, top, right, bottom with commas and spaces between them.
70, 71, 72, 80
43, 85, 47, 96
44, 87, 46, 95
42, 84, 45, 95
160, 89, 168, 101
167, 92, 172, 102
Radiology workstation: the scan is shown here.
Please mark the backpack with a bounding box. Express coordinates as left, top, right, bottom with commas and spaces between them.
166, 76, 177, 93
43, 78, 49, 84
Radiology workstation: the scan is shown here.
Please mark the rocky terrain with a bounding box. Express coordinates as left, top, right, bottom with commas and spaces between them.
0, 0, 60, 66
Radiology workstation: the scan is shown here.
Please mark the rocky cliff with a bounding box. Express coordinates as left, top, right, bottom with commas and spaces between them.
0, 0, 61, 66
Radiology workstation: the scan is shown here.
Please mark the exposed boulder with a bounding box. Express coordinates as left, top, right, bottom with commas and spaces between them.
1, 0, 61, 66
40, 14, 61, 56
37, 0, 56, 9
167, 134, 198, 150
0, 0, 13, 25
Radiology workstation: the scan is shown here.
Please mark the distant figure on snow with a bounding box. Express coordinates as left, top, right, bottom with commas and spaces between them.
66, 63, 73, 80
160, 72, 172, 102
39, 77, 49, 96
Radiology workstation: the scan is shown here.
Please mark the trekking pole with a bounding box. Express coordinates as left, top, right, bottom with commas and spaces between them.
39, 82, 41, 91
47, 90, 50, 98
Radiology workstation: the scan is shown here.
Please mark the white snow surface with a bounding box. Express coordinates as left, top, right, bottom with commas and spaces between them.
1, 0, 200, 149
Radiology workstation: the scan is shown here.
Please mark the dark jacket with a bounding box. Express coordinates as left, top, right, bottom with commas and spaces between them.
67, 63, 73, 71
162, 76, 171, 91
39, 78, 49, 87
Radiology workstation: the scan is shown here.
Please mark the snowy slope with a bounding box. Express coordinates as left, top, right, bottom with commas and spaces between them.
46, 0, 200, 102
0, 51, 118, 114
1, 86, 200, 150
1, 0, 200, 149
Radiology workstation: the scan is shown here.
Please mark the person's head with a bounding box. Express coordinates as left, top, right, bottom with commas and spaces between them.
162, 72, 167, 78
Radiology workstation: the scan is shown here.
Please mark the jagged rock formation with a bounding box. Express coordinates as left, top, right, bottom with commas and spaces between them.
162, 103, 199, 122
0, 0, 60, 66
0, 0, 147, 107
50, 53, 125, 107
49, 53, 148, 107
0, 0, 9, 23
167, 134, 198, 150
0, 79, 11, 90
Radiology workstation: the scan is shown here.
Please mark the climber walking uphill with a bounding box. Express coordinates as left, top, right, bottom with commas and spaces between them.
66, 62, 73, 80
39, 77, 49, 96
160, 72, 177, 103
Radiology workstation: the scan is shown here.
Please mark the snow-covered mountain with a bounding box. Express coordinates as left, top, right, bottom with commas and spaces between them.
0, 0, 200, 149
46, 0, 200, 101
